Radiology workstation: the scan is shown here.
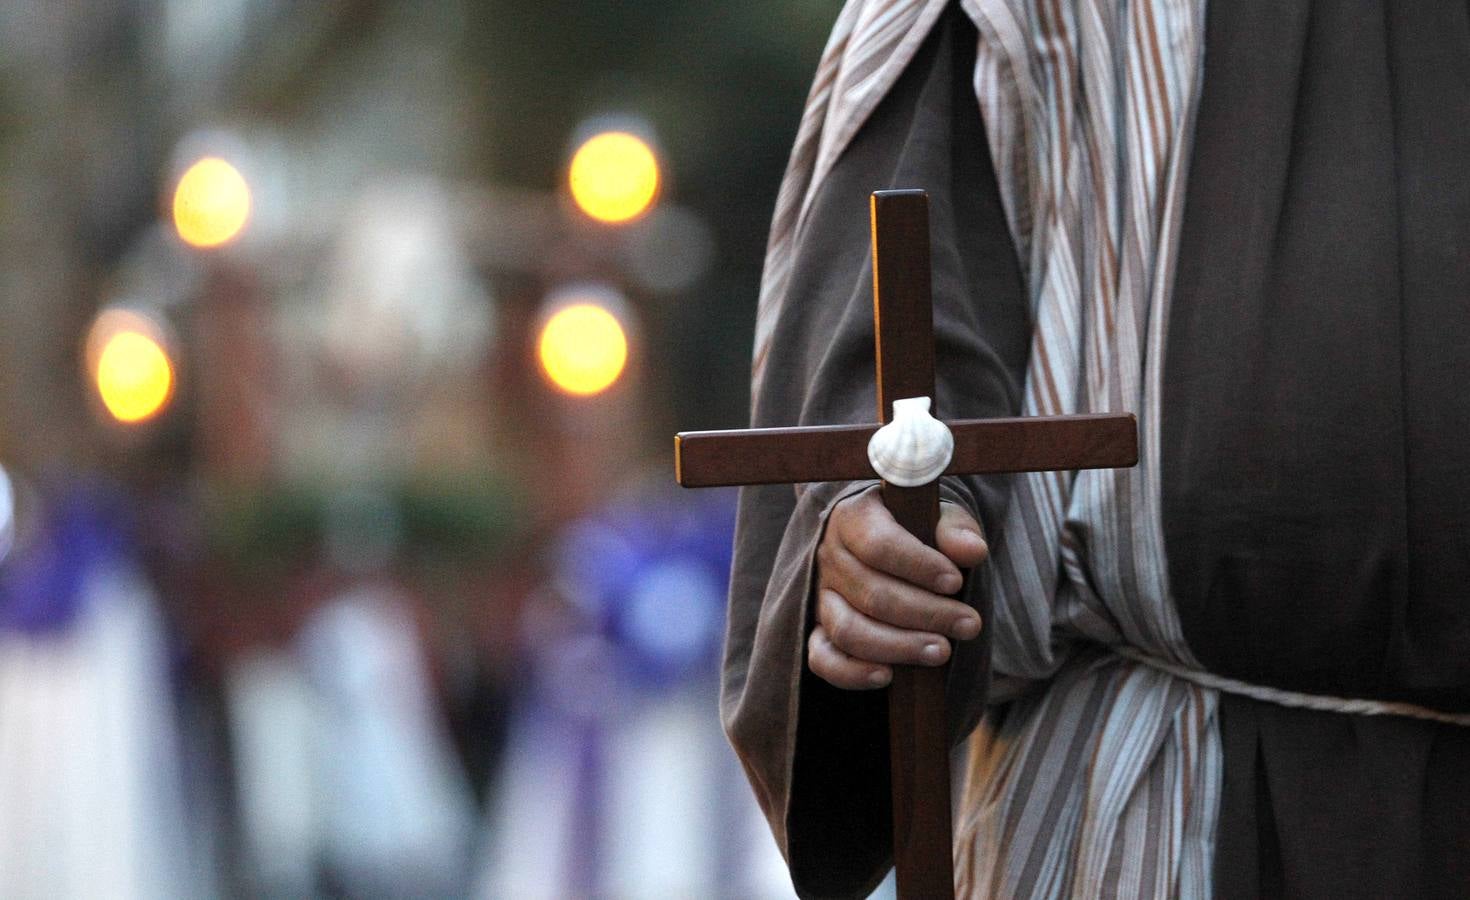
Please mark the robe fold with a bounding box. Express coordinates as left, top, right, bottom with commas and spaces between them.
1166, 3, 1470, 896
724, 1, 1470, 897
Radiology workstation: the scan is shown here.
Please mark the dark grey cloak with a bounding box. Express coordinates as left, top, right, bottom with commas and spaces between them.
723, 3, 1470, 898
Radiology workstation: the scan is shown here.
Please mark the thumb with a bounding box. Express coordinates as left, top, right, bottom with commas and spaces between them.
937, 501, 988, 568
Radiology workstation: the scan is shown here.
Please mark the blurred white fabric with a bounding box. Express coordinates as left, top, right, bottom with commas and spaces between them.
0, 564, 200, 899
226, 650, 324, 897
474, 680, 796, 900
230, 586, 479, 898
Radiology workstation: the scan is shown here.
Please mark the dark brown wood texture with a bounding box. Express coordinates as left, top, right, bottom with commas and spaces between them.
871, 190, 952, 900
672, 189, 1140, 898
674, 413, 1137, 487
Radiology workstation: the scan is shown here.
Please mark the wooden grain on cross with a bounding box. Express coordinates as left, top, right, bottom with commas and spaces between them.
675, 190, 1138, 899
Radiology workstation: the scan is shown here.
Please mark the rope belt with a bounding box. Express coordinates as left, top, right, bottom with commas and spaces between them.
1113, 645, 1470, 728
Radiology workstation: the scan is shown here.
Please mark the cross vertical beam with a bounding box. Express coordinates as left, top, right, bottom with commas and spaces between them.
871, 190, 953, 899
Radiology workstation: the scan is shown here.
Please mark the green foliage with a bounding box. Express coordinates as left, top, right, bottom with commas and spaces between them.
202, 474, 527, 572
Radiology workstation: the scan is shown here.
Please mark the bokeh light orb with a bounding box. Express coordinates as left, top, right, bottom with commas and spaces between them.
568, 132, 660, 224
172, 156, 251, 248
97, 331, 174, 423
86, 309, 175, 424
538, 302, 629, 396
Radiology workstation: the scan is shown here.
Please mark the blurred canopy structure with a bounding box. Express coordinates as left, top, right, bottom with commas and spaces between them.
0, 0, 839, 471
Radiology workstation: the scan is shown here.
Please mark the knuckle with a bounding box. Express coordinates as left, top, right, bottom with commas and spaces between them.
854, 582, 884, 617
807, 632, 835, 671
859, 586, 888, 621
808, 652, 831, 681
809, 655, 840, 686
815, 591, 838, 629
934, 563, 959, 591
827, 611, 856, 651
809, 637, 861, 690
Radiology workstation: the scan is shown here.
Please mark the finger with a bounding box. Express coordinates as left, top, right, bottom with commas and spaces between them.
808, 624, 892, 690
820, 543, 982, 641
818, 588, 953, 666
831, 490, 962, 594
937, 501, 989, 568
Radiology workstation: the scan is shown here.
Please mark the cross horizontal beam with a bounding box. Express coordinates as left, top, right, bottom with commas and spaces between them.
675, 412, 1138, 488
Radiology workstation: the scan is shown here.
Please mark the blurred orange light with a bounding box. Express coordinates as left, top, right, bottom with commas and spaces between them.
568, 132, 660, 224
95, 329, 174, 423
172, 156, 251, 248
538, 303, 628, 396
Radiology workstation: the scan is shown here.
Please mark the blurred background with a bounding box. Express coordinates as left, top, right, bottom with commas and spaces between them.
0, 1, 842, 896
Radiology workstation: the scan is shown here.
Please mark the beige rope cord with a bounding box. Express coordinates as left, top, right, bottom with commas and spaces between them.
1114, 645, 1470, 728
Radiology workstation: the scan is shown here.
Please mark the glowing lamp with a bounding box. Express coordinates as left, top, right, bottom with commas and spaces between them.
538, 302, 629, 396
568, 131, 660, 224
172, 156, 251, 248
86, 309, 175, 424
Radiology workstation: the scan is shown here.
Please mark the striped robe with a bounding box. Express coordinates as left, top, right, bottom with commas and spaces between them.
740, 0, 1212, 894
724, 0, 1470, 897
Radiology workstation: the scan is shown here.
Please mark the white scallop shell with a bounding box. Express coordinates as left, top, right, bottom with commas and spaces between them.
866, 396, 954, 487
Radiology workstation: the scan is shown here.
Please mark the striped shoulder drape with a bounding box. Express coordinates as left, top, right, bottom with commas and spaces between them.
751, 0, 951, 394
751, 1, 1221, 897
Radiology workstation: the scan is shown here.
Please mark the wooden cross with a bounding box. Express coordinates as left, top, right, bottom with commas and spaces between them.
674, 190, 1138, 898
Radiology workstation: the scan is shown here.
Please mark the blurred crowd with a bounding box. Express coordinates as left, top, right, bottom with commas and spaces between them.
0, 1, 837, 896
